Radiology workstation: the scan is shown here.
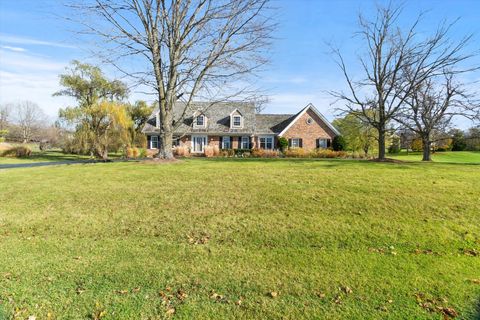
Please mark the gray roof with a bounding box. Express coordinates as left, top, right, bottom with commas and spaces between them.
254, 114, 296, 134
142, 102, 337, 137
142, 101, 257, 135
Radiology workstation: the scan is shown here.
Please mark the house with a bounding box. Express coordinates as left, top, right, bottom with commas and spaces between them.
142, 102, 339, 153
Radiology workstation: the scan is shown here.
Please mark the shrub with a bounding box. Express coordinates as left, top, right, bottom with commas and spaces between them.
451, 130, 466, 151
332, 135, 346, 151
251, 148, 279, 158
1, 146, 32, 158
388, 136, 401, 154
220, 149, 235, 157
212, 145, 220, 156
138, 148, 147, 158
173, 145, 190, 157
277, 137, 289, 151
284, 148, 308, 158
311, 149, 347, 158
204, 146, 215, 158
234, 148, 252, 157
126, 147, 140, 158
411, 138, 423, 152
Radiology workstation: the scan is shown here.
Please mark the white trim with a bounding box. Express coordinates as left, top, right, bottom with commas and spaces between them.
278, 103, 340, 136
258, 135, 274, 150
222, 136, 231, 149
191, 135, 207, 153
150, 135, 159, 149
230, 109, 244, 129
241, 136, 250, 149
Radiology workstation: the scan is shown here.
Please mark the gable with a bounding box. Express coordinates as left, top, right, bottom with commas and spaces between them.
279, 104, 339, 138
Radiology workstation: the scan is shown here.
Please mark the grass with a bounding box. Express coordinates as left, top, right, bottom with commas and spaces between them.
389, 151, 480, 163
0, 159, 479, 319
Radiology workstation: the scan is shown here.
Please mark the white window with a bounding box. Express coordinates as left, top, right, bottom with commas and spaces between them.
291, 138, 300, 148
192, 135, 207, 153
222, 136, 231, 149
241, 136, 250, 149
150, 136, 159, 149
317, 138, 327, 149
233, 115, 242, 127
259, 136, 274, 149
195, 115, 205, 126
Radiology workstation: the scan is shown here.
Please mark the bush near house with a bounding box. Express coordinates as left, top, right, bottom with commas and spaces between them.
332, 135, 347, 151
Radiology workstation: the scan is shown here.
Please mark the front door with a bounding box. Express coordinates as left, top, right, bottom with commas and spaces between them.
192, 135, 207, 153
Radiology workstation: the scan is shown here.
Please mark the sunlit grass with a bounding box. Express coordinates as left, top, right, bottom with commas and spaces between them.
0, 159, 479, 319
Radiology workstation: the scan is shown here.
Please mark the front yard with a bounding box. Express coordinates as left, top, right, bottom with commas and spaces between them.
0, 159, 479, 319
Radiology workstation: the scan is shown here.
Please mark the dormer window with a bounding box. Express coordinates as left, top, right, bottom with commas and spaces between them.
195, 115, 205, 126
233, 115, 241, 127
230, 109, 243, 129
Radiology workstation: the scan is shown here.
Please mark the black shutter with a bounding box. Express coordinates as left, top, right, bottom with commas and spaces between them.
316, 138, 319, 149
238, 136, 242, 149
299, 139, 303, 148
288, 139, 292, 147
327, 139, 331, 148
147, 135, 151, 149
230, 136, 233, 149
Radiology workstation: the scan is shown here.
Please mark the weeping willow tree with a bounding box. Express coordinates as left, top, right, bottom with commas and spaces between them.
55, 61, 132, 159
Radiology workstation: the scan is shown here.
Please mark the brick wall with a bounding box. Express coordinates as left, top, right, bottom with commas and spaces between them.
282, 109, 336, 150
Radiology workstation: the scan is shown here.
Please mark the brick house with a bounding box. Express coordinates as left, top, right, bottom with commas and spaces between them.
142, 102, 339, 153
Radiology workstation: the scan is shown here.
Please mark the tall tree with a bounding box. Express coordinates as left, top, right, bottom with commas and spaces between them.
15, 101, 47, 143
55, 61, 131, 159
330, 4, 475, 160
395, 74, 479, 161
126, 100, 154, 147
70, 0, 274, 159
332, 112, 377, 155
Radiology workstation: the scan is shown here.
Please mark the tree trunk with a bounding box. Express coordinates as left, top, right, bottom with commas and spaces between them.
378, 130, 386, 160
158, 130, 174, 159
422, 137, 431, 161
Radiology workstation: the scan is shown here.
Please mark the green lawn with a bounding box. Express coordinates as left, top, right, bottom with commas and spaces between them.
390, 151, 480, 163
0, 159, 479, 319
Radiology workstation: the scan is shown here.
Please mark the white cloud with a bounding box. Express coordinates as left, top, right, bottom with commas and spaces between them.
0, 33, 76, 49
1, 45, 27, 52
0, 49, 73, 117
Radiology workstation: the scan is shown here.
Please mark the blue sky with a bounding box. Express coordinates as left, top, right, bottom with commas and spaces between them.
1, 0, 479, 127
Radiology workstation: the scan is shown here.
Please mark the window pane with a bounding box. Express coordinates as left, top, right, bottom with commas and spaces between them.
196, 115, 204, 126
233, 116, 241, 126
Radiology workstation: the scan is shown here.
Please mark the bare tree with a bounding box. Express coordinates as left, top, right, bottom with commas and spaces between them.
0, 103, 11, 131
395, 74, 479, 161
14, 101, 47, 143
69, 0, 274, 158
330, 4, 475, 160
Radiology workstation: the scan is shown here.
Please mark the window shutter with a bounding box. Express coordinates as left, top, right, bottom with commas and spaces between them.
230, 136, 233, 149
327, 139, 331, 148
147, 135, 151, 149
288, 139, 292, 147
316, 139, 319, 149
238, 136, 242, 149
299, 139, 303, 148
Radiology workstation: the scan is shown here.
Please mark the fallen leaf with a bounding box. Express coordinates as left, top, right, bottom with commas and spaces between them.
166, 307, 175, 316
132, 287, 141, 293
469, 279, 480, 284
269, 291, 278, 298
115, 289, 128, 295
28, 316, 36, 320
341, 286, 353, 294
